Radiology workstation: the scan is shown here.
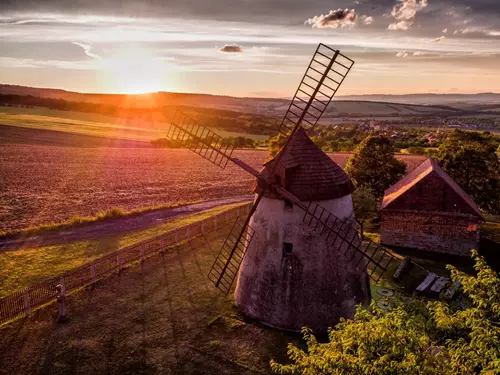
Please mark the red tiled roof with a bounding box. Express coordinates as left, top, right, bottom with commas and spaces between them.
255, 127, 354, 201
381, 157, 483, 219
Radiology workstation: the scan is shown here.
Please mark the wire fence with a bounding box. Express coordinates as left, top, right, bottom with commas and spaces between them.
0, 203, 252, 327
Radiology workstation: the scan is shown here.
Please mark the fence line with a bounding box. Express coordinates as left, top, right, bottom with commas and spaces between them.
0, 203, 252, 327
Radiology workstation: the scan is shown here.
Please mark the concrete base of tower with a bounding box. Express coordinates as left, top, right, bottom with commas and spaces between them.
234, 195, 371, 333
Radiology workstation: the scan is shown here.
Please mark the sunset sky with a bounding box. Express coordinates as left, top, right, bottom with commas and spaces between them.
0, 0, 499, 97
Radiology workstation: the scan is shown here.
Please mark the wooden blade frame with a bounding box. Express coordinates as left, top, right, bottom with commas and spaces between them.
207, 194, 262, 294
302, 202, 397, 282
165, 110, 235, 169
278, 43, 354, 136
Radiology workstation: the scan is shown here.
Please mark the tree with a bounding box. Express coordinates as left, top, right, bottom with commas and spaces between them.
268, 133, 287, 158
435, 130, 500, 213
352, 186, 378, 236
271, 251, 500, 375
345, 136, 407, 197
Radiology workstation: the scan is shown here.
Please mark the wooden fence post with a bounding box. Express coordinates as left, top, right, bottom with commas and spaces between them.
160, 238, 165, 256
117, 253, 123, 273
57, 276, 67, 321
91, 262, 97, 284
60, 276, 66, 296
23, 288, 31, 316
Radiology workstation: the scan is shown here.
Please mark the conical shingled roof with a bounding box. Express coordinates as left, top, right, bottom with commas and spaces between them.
255, 127, 354, 201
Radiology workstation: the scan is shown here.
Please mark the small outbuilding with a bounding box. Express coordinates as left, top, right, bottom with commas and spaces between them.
380, 157, 484, 256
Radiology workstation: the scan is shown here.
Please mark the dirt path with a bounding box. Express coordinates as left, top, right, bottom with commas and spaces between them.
0, 196, 253, 251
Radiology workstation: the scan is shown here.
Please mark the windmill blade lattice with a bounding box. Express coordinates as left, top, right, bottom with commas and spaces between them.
208, 216, 256, 295
279, 43, 354, 136
165, 111, 235, 169
302, 202, 398, 282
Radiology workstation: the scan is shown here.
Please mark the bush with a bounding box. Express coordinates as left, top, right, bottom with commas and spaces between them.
271, 251, 500, 375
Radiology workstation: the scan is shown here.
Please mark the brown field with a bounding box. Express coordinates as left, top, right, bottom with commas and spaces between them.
0, 144, 425, 231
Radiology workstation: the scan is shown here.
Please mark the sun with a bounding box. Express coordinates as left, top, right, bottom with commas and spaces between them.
102, 47, 170, 94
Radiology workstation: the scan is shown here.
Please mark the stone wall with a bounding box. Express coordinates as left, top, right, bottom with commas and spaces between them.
380, 210, 480, 256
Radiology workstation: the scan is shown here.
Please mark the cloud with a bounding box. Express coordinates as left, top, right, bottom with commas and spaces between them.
388, 0, 428, 31
413, 51, 430, 56
442, 28, 448, 33
396, 51, 409, 58
456, 27, 500, 37
219, 44, 243, 53
430, 36, 446, 42
388, 20, 413, 30
72, 42, 101, 59
361, 15, 374, 25
305, 8, 358, 29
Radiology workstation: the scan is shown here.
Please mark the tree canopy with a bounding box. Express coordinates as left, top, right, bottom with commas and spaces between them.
271, 251, 500, 375
435, 130, 500, 214
345, 136, 407, 197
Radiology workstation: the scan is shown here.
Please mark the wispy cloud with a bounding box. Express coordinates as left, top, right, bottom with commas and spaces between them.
396, 51, 409, 58
430, 36, 446, 43
72, 42, 101, 59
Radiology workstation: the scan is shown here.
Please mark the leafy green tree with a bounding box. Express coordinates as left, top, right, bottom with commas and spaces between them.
435, 130, 500, 213
345, 136, 407, 197
268, 133, 287, 157
352, 185, 378, 236
271, 251, 500, 375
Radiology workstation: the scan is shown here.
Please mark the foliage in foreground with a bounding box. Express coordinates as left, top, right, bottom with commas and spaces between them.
345, 135, 407, 197
271, 251, 500, 375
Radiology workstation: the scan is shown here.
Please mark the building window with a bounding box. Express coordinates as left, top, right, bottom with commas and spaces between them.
284, 200, 293, 209
283, 242, 293, 256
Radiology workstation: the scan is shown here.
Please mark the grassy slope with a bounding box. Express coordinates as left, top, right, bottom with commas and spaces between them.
0, 106, 269, 142
2, 212, 485, 373
0, 202, 245, 298
0, 201, 202, 238
0, 227, 297, 375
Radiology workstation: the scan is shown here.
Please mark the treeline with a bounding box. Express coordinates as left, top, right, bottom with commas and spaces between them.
151, 136, 258, 149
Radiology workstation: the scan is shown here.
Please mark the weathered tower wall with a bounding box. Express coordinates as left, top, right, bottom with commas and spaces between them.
234, 195, 371, 333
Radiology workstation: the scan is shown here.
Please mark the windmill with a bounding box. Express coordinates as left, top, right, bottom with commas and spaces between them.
165, 43, 397, 332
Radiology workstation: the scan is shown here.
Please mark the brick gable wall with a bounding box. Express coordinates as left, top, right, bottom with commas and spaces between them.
380, 211, 480, 256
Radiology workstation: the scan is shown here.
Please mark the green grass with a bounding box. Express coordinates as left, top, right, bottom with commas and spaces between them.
0, 224, 295, 374
0, 200, 202, 239
0, 202, 246, 297
0, 106, 269, 143
0, 110, 162, 141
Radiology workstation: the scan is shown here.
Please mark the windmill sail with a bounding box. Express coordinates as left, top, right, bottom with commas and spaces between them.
302, 202, 397, 282
208, 216, 255, 295
279, 43, 354, 136
165, 111, 235, 169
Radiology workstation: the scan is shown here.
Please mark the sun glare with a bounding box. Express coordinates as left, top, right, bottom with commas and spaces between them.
101, 47, 171, 94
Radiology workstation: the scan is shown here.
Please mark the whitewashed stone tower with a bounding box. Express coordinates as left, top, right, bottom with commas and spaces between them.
234, 128, 370, 332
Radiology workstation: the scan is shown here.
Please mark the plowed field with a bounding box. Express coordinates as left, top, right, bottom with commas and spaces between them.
0, 145, 425, 231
